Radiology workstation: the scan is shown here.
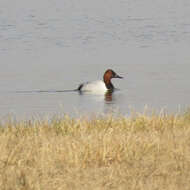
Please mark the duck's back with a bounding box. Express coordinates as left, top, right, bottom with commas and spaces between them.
79, 80, 107, 93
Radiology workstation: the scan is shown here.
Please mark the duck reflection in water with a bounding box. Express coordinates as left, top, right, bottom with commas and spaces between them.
105, 91, 113, 102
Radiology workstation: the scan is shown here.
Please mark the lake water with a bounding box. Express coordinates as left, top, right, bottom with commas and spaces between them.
0, 0, 190, 119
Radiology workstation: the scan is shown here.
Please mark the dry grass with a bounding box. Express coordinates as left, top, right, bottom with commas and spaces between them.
0, 111, 190, 190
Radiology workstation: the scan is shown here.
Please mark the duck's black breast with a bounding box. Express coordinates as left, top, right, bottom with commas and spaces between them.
105, 82, 114, 91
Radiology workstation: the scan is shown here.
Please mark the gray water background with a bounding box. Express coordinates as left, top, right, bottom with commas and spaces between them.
0, 0, 190, 119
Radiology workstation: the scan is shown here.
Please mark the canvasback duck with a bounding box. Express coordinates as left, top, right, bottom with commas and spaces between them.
78, 69, 123, 93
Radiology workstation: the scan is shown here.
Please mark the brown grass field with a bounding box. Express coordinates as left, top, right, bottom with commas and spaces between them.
0, 111, 190, 190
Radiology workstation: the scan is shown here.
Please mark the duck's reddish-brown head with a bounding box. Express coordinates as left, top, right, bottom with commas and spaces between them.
103, 69, 123, 90
103, 69, 123, 81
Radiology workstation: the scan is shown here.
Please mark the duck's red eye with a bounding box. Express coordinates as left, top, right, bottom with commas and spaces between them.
112, 72, 116, 76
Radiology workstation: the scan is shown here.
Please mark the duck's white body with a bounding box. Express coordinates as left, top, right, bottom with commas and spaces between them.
79, 80, 107, 94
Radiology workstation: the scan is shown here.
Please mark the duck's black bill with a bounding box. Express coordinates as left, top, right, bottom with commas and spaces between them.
115, 74, 123, 79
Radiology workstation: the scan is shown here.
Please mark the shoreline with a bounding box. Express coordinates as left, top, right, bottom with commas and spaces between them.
1, 111, 190, 189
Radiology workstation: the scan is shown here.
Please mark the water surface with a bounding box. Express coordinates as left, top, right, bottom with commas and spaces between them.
0, 0, 190, 119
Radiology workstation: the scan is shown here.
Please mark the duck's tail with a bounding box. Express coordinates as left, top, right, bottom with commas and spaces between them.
77, 84, 84, 91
